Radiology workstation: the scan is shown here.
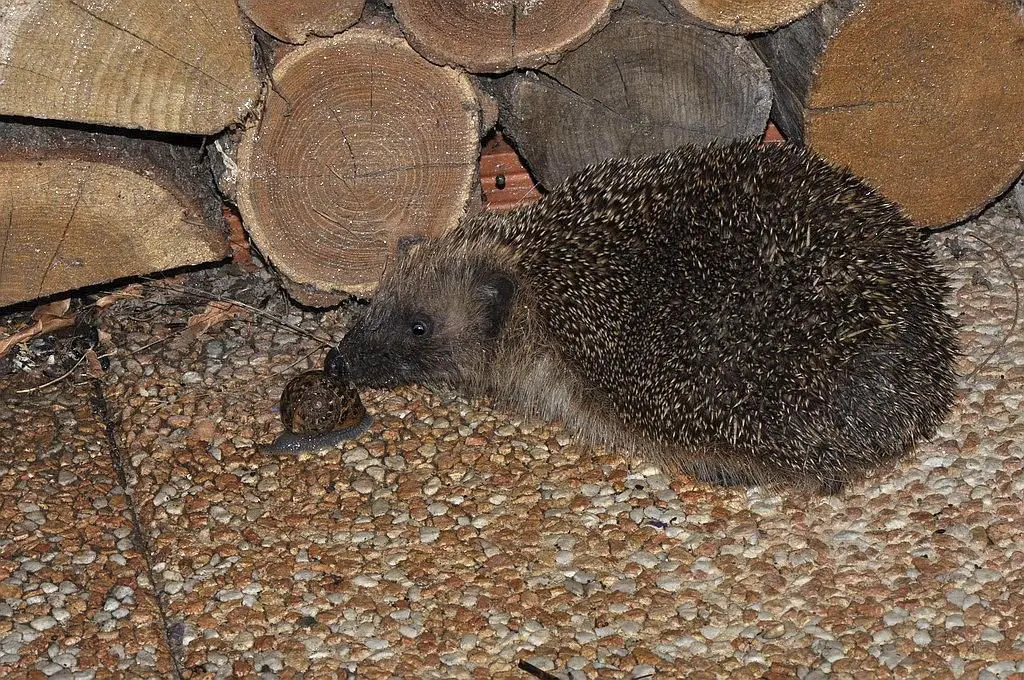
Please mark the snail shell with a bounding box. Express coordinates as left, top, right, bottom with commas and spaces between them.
262, 370, 372, 455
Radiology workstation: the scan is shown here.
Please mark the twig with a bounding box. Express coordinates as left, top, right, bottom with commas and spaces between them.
14, 352, 89, 394
137, 278, 336, 347
517, 659, 561, 680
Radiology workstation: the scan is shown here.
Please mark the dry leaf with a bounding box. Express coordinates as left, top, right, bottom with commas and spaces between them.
179, 300, 250, 343
225, 207, 257, 271
84, 348, 105, 378
94, 283, 144, 309
0, 301, 77, 359
31, 298, 72, 323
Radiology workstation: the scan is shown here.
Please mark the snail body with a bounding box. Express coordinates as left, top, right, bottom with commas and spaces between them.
262, 370, 372, 455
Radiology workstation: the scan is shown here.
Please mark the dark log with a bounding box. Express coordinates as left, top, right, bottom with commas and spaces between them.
483, 7, 772, 188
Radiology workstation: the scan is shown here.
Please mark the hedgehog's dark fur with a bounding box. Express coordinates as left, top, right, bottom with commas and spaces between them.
333, 140, 958, 494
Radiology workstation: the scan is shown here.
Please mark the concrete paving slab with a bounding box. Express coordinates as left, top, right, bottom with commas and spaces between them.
91, 200, 1024, 678
2, 198, 1023, 678
0, 375, 176, 678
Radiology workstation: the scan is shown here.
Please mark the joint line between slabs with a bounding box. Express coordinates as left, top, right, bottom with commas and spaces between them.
89, 380, 186, 680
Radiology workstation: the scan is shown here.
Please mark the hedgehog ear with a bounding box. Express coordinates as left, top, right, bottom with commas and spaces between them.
474, 271, 516, 338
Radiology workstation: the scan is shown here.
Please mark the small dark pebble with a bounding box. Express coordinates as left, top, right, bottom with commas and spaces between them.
167, 620, 185, 646
205, 340, 226, 359
296, 615, 317, 628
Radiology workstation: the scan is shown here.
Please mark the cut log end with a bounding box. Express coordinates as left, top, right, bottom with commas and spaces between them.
236, 30, 482, 297
392, 0, 619, 73
759, 0, 1024, 227
678, 0, 827, 33
239, 0, 364, 44
806, 0, 1024, 225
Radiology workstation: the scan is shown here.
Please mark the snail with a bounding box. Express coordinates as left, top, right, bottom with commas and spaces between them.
262, 369, 372, 455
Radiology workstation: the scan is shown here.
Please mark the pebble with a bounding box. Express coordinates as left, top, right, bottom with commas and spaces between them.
655, 575, 682, 592
351, 477, 375, 494
30, 616, 58, 632
38, 662, 65, 675
204, 340, 225, 359
980, 628, 1005, 643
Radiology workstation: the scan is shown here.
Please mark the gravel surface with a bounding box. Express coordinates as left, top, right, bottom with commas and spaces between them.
2, 199, 1023, 678
0, 375, 175, 677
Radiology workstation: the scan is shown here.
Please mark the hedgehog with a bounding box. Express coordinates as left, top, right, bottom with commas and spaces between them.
329, 140, 958, 494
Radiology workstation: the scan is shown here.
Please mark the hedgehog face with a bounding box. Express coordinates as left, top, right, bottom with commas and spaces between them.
331, 295, 454, 389
329, 240, 517, 390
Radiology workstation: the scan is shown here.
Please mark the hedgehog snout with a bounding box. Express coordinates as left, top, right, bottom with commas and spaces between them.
329, 331, 408, 389
324, 346, 348, 378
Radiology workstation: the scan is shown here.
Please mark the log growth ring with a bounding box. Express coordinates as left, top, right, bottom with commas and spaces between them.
238, 31, 480, 294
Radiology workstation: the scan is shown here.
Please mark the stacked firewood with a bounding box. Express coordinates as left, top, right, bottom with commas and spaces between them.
1, 0, 1022, 307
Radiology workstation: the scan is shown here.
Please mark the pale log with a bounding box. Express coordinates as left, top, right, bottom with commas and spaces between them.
754, 0, 1024, 226
0, 122, 228, 308
0, 0, 259, 134
235, 29, 482, 301
484, 7, 771, 188
391, 0, 619, 73
675, 0, 826, 33
239, 0, 364, 44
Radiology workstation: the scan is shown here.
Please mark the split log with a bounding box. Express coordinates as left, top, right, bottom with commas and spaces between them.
0, 122, 228, 308
391, 0, 620, 73
754, 0, 1024, 226
238, 0, 364, 44
0, 0, 258, 134
675, 0, 826, 34
235, 29, 483, 302
483, 7, 772, 189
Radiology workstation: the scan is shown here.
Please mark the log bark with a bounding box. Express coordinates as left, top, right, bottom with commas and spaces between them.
391, 0, 620, 73
754, 0, 1024, 226
675, 0, 826, 34
0, 122, 228, 308
483, 7, 772, 189
238, 0, 364, 44
235, 29, 483, 301
0, 0, 259, 134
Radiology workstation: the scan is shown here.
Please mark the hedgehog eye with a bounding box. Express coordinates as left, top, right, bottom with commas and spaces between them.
409, 318, 431, 337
